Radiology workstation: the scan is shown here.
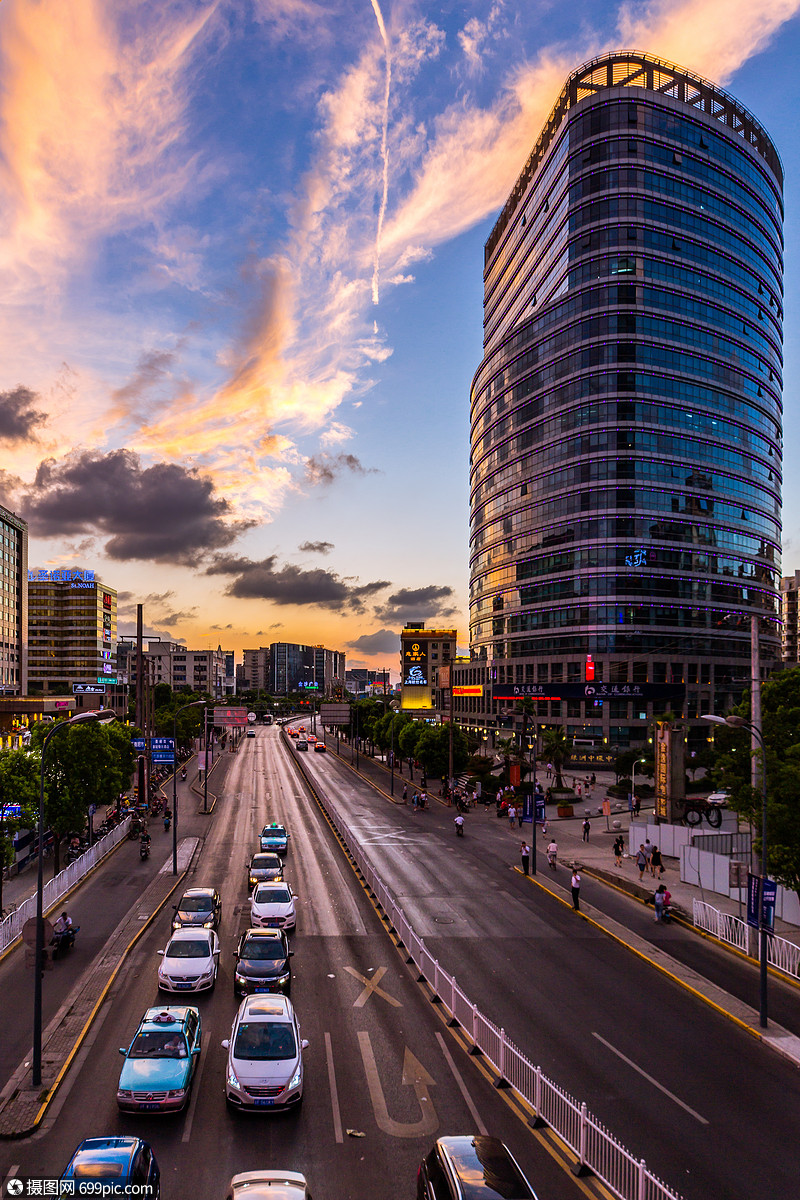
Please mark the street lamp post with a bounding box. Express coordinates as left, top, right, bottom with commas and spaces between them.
172, 701, 205, 875
33, 708, 117, 1086
527, 724, 538, 876
631, 757, 646, 815
702, 713, 769, 1028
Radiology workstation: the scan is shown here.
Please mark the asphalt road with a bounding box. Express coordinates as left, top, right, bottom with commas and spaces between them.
299, 732, 800, 1200
0, 729, 584, 1200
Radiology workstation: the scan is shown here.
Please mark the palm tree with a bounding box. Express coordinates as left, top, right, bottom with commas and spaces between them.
541, 726, 572, 790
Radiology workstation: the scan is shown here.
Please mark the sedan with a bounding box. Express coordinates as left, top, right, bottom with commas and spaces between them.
260, 823, 289, 855
117, 1006, 201, 1112
234, 928, 293, 997
158, 928, 220, 993
250, 882, 297, 932
222, 994, 307, 1112
172, 886, 222, 931
248, 852, 284, 891
313, 741, 326, 753
225, 1171, 312, 1200
62, 1137, 160, 1198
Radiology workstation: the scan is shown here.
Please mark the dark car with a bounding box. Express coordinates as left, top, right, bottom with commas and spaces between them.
260, 823, 289, 855
417, 1136, 538, 1200
234, 927, 293, 997
248, 852, 284, 891
172, 886, 222, 931
61, 1136, 160, 1197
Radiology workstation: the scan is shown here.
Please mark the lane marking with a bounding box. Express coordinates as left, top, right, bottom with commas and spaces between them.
325, 1031, 343, 1144
181, 1030, 210, 1142
592, 1033, 708, 1125
435, 1031, 487, 1135
344, 964, 402, 1008
357, 1031, 438, 1138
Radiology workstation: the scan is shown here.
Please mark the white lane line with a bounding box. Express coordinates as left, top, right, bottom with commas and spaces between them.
181, 1034, 211, 1142
435, 1032, 487, 1135
325, 1031, 344, 1143
592, 1033, 708, 1125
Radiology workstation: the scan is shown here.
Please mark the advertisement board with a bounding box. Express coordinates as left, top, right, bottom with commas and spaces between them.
402, 639, 429, 687
453, 685, 483, 696
319, 703, 351, 726
213, 706, 247, 727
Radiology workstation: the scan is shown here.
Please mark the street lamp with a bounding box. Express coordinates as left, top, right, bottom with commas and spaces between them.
631, 757, 646, 814
702, 713, 769, 1028
173, 701, 206, 875
526, 724, 539, 876
33, 708, 117, 1086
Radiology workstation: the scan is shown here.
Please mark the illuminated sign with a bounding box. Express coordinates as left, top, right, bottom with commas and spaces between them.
103, 592, 113, 608
492, 683, 685, 701
402, 640, 429, 687
98, 676, 118, 684
29, 568, 96, 588
453, 686, 483, 696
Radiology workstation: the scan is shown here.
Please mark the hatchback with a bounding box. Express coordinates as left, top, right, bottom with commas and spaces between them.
61, 1137, 160, 1198
417, 1136, 539, 1200
222, 994, 308, 1112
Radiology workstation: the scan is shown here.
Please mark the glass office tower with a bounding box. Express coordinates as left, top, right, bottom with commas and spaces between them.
467, 53, 783, 750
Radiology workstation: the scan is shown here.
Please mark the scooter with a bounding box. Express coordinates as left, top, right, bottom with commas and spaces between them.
51, 925, 79, 958
139, 840, 150, 861
454, 818, 464, 837
163, 813, 171, 833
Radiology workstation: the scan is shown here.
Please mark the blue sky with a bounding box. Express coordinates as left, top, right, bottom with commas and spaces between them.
1, 0, 798, 675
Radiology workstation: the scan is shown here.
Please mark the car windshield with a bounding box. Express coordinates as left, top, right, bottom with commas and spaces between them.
179, 896, 213, 912
233, 1021, 297, 1061
262, 826, 286, 837
129, 1031, 188, 1058
166, 939, 210, 958
254, 887, 290, 904
252, 855, 279, 869
241, 938, 285, 960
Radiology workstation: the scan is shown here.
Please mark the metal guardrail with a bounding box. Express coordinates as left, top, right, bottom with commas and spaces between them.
693, 899, 800, 981
0, 817, 132, 954
309, 778, 682, 1200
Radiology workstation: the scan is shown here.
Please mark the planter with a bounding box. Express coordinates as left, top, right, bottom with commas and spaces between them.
557, 804, 574, 818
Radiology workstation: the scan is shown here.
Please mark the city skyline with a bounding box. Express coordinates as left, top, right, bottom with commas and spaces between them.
2, 0, 799, 668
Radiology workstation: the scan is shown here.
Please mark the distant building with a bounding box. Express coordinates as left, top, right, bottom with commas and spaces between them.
117, 639, 231, 698
781, 573, 800, 663
27, 568, 116, 695
239, 643, 346, 696
400, 623, 457, 716
0, 505, 27, 696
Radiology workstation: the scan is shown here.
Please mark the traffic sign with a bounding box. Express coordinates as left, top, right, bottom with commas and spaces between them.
319, 703, 351, 726
151, 738, 175, 751
97, 676, 118, 684
73, 683, 106, 694
213, 707, 247, 727
151, 751, 175, 764
132, 739, 146, 752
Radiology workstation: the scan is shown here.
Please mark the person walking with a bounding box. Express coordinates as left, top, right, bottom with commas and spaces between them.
644, 838, 654, 875
546, 761, 553, 780
582, 817, 590, 842
546, 839, 558, 870
508, 804, 517, 829
634, 793, 642, 817
571, 868, 582, 911
636, 844, 648, 881
650, 845, 664, 877
402, 782, 408, 803
613, 834, 624, 868
520, 842, 531, 876
654, 883, 666, 921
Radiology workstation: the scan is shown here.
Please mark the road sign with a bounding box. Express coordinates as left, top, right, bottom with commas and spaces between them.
151, 751, 175, 764
762, 878, 777, 932
97, 676, 118, 685
73, 683, 106, 694
319, 703, 351, 726
151, 738, 175, 751
213, 706, 247, 727
132, 739, 146, 752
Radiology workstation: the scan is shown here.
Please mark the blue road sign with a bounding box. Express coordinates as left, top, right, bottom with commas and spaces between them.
521, 793, 533, 823
151, 737, 175, 752
132, 739, 146, 752
151, 751, 175, 764
535, 798, 547, 823
762, 878, 777, 932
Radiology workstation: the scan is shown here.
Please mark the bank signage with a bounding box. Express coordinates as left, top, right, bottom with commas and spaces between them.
491, 683, 686, 701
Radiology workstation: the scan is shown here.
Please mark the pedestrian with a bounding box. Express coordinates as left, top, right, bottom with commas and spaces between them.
402, 782, 408, 803
613, 834, 624, 867
654, 883, 666, 921
546, 839, 558, 869
644, 838, 653, 874
571, 867, 582, 910
591, 772, 596, 786
546, 762, 553, 780
576, 782, 582, 799
412, 792, 418, 812
508, 804, 517, 828
650, 845, 663, 877
582, 817, 590, 842
628, 792, 634, 816
520, 842, 530, 876
541, 819, 548, 837
634, 793, 641, 817
636, 844, 648, 881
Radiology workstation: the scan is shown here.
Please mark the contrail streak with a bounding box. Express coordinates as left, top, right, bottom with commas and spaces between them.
370, 0, 391, 305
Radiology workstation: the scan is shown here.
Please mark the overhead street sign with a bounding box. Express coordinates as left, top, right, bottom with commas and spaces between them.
151, 738, 175, 752
132, 739, 146, 752
213, 706, 248, 727
319, 703, 351, 726
152, 751, 175, 764
73, 683, 106, 694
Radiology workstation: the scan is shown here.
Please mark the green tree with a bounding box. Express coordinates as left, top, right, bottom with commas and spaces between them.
398, 720, 423, 777
541, 726, 572, 789
0, 749, 40, 913
414, 725, 469, 781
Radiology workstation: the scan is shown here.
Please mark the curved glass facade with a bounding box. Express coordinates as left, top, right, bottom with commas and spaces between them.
466, 53, 783, 747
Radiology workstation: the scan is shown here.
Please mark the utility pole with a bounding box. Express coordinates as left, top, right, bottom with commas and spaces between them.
751, 615, 762, 796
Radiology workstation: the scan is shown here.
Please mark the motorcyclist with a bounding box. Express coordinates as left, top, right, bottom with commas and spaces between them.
53, 911, 73, 937
454, 814, 465, 836
180, 766, 187, 781
163, 809, 171, 832
139, 828, 151, 857
546, 840, 558, 870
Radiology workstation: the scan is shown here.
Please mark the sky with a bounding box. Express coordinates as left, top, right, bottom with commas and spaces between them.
1, 0, 800, 678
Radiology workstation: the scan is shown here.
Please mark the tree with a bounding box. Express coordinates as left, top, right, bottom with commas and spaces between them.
0, 749, 39, 914
398, 721, 423, 776
541, 726, 572, 789
414, 725, 469, 781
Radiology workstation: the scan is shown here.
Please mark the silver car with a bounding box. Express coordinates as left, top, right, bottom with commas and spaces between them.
222, 994, 307, 1112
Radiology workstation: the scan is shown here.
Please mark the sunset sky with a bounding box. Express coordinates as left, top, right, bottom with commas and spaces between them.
1, 0, 799, 676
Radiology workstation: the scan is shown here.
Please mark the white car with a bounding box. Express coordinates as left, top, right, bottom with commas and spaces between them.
222, 994, 308, 1112
250, 882, 297, 932
157, 928, 220, 993
707, 791, 730, 806
225, 1172, 312, 1200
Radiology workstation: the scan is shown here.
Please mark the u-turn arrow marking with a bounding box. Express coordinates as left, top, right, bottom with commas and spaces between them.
357, 1031, 438, 1138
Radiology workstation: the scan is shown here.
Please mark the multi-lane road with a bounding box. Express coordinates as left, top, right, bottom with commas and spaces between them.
0, 727, 589, 1199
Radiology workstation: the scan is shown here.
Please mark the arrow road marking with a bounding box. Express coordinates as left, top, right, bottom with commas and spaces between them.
592, 1033, 708, 1125
345, 964, 402, 1008
357, 1032, 438, 1138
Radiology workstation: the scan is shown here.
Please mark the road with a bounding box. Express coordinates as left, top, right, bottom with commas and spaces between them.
0, 729, 583, 1200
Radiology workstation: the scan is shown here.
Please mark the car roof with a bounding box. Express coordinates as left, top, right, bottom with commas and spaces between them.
72, 1138, 141, 1168
436, 1136, 538, 1199
142, 1006, 196, 1030
241, 927, 285, 940
181, 886, 216, 899
230, 1171, 307, 1198
262, 822, 287, 830
252, 852, 281, 862
253, 881, 291, 894
240, 994, 293, 1020
168, 928, 213, 942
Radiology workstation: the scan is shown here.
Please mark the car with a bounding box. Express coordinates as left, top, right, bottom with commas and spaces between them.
172, 886, 222, 931
247, 729, 256, 738
295, 739, 308, 751
313, 740, 326, 753
117, 1007, 201, 1113
62, 1137, 160, 1198
417, 1136, 539, 1200
306, 733, 316, 743
250, 881, 297, 931
157, 928, 220, 993
234, 928, 294, 997
287, 728, 298, 738
222, 994, 308, 1112
260, 822, 289, 855
298, 725, 306, 733
707, 791, 730, 806
225, 1171, 312, 1200
248, 852, 284, 891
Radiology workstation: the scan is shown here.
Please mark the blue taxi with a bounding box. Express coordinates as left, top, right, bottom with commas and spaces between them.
260, 822, 289, 855
117, 1006, 201, 1113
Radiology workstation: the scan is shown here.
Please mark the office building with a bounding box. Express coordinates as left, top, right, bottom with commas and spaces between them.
465, 52, 783, 750
238, 643, 346, 696
116, 639, 232, 698
28, 569, 116, 694
400, 624, 457, 715
0, 505, 27, 695
781, 572, 800, 663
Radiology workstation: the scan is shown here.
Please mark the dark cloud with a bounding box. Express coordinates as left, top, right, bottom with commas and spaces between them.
374, 585, 457, 624
210, 623, 233, 630
207, 553, 390, 611
298, 540, 334, 555
20, 449, 251, 564
347, 629, 399, 655
111, 350, 178, 416
305, 453, 378, 486
0, 386, 47, 443
160, 609, 198, 627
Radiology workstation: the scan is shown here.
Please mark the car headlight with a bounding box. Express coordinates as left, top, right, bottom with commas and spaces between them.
117, 1089, 133, 1099
227, 1064, 241, 1088
199, 964, 215, 978
234, 971, 248, 982
289, 1066, 302, 1090
166, 1088, 185, 1098
203, 918, 214, 927
276, 971, 290, 985
249, 876, 258, 885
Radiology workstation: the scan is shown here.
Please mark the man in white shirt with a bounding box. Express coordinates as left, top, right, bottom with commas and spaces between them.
53, 911, 72, 936
571, 869, 582, 911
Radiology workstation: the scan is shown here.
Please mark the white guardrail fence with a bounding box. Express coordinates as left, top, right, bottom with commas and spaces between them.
693, 899, 800, 981
309, 776, 682, 1200
0, 816, 132, 954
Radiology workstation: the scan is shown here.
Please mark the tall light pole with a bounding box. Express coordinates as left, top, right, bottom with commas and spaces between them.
33, 708, 117, 1086
631, 757, 646, 814
527, 723, 539, 876
173, 701, 205, 875
702, 713, 769, 1028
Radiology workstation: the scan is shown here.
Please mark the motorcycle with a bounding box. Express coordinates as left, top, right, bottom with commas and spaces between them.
139, 840, 150, 861
163, 813, 171, 833
454, 817, 464, 838
180, 767, 187, 781
51, 925, 79, 958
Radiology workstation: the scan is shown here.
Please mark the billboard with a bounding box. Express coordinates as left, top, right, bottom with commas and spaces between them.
402, 639, 429, 687
454, 685, 483, 696
213, 706, 248, 727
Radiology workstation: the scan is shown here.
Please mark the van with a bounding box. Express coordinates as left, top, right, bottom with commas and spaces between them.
417, 1136, 538, 1200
